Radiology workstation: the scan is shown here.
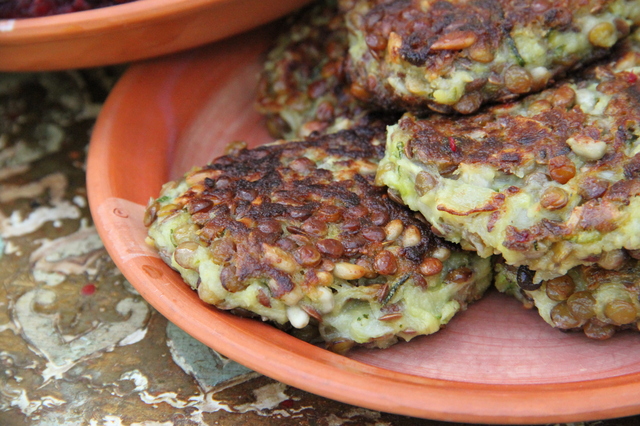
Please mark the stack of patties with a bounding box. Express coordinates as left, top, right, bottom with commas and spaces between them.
146, 0, 640, 350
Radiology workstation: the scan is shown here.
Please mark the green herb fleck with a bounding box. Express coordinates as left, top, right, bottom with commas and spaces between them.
507, 36, 525, 67
382, 274, 410, 305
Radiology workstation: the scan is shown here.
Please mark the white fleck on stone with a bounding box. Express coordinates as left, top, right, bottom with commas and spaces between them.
32, 270, 65, 287
119, 370, 149, 392
0, 201, 80, 238
103, 416, 124, 426
0, 172, 68, 203
0, 131, 63, 170
234, 382, 291, 414
119, 369, 196, 409
3, 386, 66, 416
0, 164, 29, 181
72, 195, 87, 208
30, 226, 104, 280
15, 290, 149, 381
4, 240, 20, 256
118, 327, 148, 346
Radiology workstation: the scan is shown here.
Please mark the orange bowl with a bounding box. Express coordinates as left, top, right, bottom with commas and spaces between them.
0, 0, 310, 71
87, 26, 640, 423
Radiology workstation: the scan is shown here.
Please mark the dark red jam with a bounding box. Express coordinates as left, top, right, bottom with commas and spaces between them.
0, 0, 137, 19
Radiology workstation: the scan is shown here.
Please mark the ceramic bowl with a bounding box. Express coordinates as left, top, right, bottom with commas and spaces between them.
0, 0, 310, 71
87, 26, 640, 423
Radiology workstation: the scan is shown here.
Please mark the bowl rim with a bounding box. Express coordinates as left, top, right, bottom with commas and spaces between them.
86, 28, 640, 424
0, 0, 224, 43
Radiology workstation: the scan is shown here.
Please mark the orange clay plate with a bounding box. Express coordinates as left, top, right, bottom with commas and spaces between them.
87, 27, 640, 424
0, 0, 309, 71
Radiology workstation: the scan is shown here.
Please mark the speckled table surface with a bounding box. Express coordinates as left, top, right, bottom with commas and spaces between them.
0, 69, 638, 426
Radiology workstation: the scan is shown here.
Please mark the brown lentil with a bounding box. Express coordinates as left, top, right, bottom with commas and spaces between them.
295, 245, 323, 267
209, 238, 236, 263
419, 258, 443, 276
374, 250, 398, 275
302, 218, 328, 236
316, 205, 343, 222
415, 171, 437, 196
588, 22, 617, 48
545, 276, 575, 301
220, 265, 246, 292
370, 210, 390, 226
597, 250, 628, 270
548, 156, 576, 184
567, 291, 597, 321
316, 239, 345, 257
504, 66, 533, 94
362, 225, 387, 242
174, 242, 200, 270
584, 319, 616, 339
550, 85, 576, 109
446, 267, 474, 284
550, 302, 582, 329
604, 299, 637, 325
540, 186, 569, 210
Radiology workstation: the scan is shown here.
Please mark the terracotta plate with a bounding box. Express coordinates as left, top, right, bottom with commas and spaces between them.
87, 27, 640, 424
0, 0, 309, 71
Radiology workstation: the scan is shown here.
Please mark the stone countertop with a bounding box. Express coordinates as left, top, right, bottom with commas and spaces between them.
0, 69, 637, 426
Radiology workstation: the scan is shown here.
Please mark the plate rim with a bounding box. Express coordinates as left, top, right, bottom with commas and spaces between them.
86, 28, 640, 424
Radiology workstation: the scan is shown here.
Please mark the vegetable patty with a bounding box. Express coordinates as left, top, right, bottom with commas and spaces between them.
145, 127, 492, 351
256, 0, 396, 140
344, 0, 640, 113
376, 32, 640, 281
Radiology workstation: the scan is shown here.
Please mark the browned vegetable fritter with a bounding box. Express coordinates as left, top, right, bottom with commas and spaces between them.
145, 127, 492, 350
377, 32, 640, 281
256, 0, 396, 139
343, 0, 640, 113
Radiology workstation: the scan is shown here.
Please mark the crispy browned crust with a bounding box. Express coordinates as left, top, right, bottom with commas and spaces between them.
400, 78, 640, 175
398, 47, 640, 255
344, 0, 633, 113
256, 0, 396, 139
152, 127, 458, 298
